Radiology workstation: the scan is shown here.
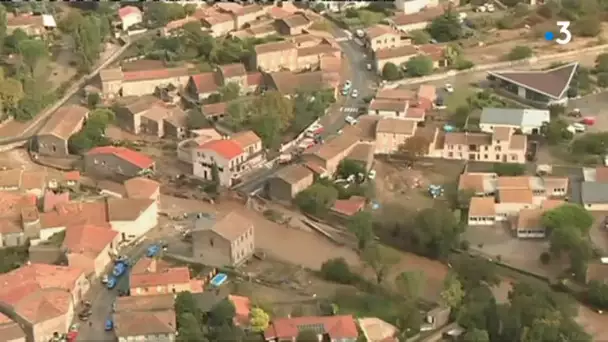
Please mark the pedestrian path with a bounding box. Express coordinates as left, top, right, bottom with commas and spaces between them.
340, 107, 358, 113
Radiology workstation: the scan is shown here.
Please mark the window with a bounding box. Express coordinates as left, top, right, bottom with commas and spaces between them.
94, 159, 99, 165
209, 238, 214, 247
448, 152, 453, 157
511, 155, 516, 161
484, 154, 488, 159
495, 146, 502, 152
496, 155, 500, 160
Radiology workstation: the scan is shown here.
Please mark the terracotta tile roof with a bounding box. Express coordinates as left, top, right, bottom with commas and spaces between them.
541, 199, 565, 210
254, 41, 296, 54
297, 43, 339, 57
219, 63, 247, 78
0, 264, 83, 303
198, 139, 244, 160
209, 211, 252, 241
264, 315, 359, 340
376, 88, 416, 101
586, 262, 608, 283
493, 126, 512, 141
41, 201, 108, 229
375, 45, 418, 60
406, 107, 426, 119
97, 179, 127, 197
7, 15, 43, 27
444, 132, 492, 146
0, 169, 22, 189
280, 13, 312, 28
231, 130, 261, 149
63, 171, 80, 182
369, 99, 407, 112
469, 197, 495, 216
215, 3, 244, 14
418, 44, 444, 61
0, 322, 25, 340
320, 55, 342, 72
163, 107, 188, 128
331, 196, 366, 216
0, 218, 21, 234
20, 171, 46, 191
268, 6, 291, 19
497, 176, 530, 189
347, 143, 373, 163
417, 84, 436, 101
165, 16, 198, 31
376, 118, 415, 135
107, 198, 154, 221
114, 294, 175, 313
118, 6, 141, 19
304, 161, 327, 175
0, 191, 36, 218
131, 258, 171, 274
517, 208, 543, 229
308, 133, 359, 162
542, 177, 568, 192
202, 13, 233, 25
498, 189, 534, 204
229, 295, 251, 326
123, 67, 189, 82
247, 72, 263, 87
124, 177, 160, 200
114, 310, 176, 337
458, 174, 485, 193
38, 105, 88, 140
597, 167, 608, 182
276, 164, 313, 185
390, 6, 446, 26
365, 24, 397, 39
488, 62, 578, 100
236, 4, 264, 16
87, 146, 155, 169
202, 102, 228, 118
100, 67, 124, 82
130, 266, 191, 288
43, 191, 69, 212
190, 72, 221, 94
63, 224, 117, 259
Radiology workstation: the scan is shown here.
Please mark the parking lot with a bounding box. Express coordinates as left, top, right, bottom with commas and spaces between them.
569, 93, 608, 133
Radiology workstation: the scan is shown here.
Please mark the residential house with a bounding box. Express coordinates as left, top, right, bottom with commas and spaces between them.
114, 309, 176, 342
375, 118, 417, 154
388, 6, 446, 32
319, 1, 372, 13
330, 196, 366, 218
268, 164, 314, 202
276, 12, 313, 36
186, 72, 222, 101
201, 102, 228, 121
358, 317, 399, 342
217, 63, 248, 93
515, 199, 565, 238
130, 258, 203, 296
297, 41, 341, 71
63, 223, 120, 277
303, 133, 361, 175
162, 16, 200, 37
162, 107, 188, 139
201, 10, 235, 37
480, 108, 550, 135
99, 65, 191, 99
581, 182, 608, 211
124, 177, 161, 202
192, 211, 255, 267
192, 131, 264, 187
345, 142, 375, 172
395, 0, 440, 14
231, 5, 266, 29
487, 62, 578, 106
367, 99, 408, 119
118, 5, 143, 30
229, 295, 251, 327
177, 129, 223, 164
36, 105, 89, 157
467, 197, 496, 226
458, 172, 497, 196
7, 13, 56, 36
364, 24, 409, 51
264, 315, 359, 342
0, 264, 89, 342
114, 294, 175, 313
267, 70, 340, 98
427, 127, 527, 163
107, 198, 158, 242
84, 146, 155, 180
254, 41, 298, 72
115, 96, 163, 134
374, 45, 419, 74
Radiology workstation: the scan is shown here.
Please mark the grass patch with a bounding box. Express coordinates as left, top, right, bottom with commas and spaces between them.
445, 88, 474, 113
332, 288, 405, 325
331, 9, 387, 29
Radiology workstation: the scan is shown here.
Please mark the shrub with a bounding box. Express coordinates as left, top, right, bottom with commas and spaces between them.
320, 258, 356, 284
540, 252, 551, 264
506, 46, 533, 61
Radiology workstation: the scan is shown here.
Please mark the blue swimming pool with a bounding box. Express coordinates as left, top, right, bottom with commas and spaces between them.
210, 273, 228, 287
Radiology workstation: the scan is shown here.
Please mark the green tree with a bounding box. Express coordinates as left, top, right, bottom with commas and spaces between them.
395, 271, 426, 301
295, 183, 338, 216
595, 53, 608, 73
0, 5, 7, 55
451, 254, 500, 289
451, 105, 470, 128
18, 39, 48, 75
296, 329, 318, 342
249, 307, 270, 332
4, 28, 28, 54
209, 163, 220, 195
249, 91, 293, 148
347, 211, 374, 250
542, 204, 593, 236
219, 83, 241, 102
413, 206, 462, 259
404, 55, 434, 77
87, 92, 101, 108
184, 3, 197, 16
410, 30, 431, 44
320, 258, 355, 284
398, 135, 430, 164
598, 72, 608, 87
574, 14, 601, 37
587, 280, 608, 309
440, 273, 465, 308
544, 119, 573, 144
506, 46, 533, 61
0, 70, 23, 111
362, 243, 400, 284
186, 109, 208, 130
428, 10, 463, 42
177, 313, 207, 342
462, 328, 490, 342
208, 299, 236, 327
145, 2, 187, 28
382, 62, 402, 81
336, 159, 366, 180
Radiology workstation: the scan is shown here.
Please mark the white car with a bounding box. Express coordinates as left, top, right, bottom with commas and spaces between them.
345, 116, 358, 125
368, 169, 376, 180
351, 89, 359, 98
445, 84, 454, 93
572, 123, 586, 133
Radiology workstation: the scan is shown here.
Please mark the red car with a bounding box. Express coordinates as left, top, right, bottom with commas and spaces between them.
581, 117, 596, 125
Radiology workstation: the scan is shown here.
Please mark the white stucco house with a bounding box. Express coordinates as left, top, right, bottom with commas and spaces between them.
479, 108, 550, 135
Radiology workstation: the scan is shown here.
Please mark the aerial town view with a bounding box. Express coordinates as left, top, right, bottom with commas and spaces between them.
3, 0, 608, 341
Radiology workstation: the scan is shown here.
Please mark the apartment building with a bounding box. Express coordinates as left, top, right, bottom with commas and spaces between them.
268, 164, 315, 202
99, 65, 191, 99
427, 127, 527, 164
192, 211, 255, 267
364, 24, 409, 51
375, 118, 418, 155
192, 131, 264, 187
254, 38, 341, 72
388, 5, 445, 32
130, 258, 203, 296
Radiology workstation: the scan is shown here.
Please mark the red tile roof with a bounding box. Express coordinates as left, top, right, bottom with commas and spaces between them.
63, 171, 81, 182
118, 6, 141, 19
198, 139, 244, 160
63, 224, 117, 259
246, 72, 264, 87
331, 196, 366, 216
43, 191, 70, 212
123, 67, 189, 82
229, 295, 251, 326
87, 146, 155, 169
190, 72, 221, 94
130, 267, 191, 288
124, 177, 160, 200
264, 315, 359, 340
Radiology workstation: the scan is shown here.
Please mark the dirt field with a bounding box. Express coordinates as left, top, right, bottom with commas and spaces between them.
159, 194, 449, 301
374, 159, 464, 210
0, 148, 47, 171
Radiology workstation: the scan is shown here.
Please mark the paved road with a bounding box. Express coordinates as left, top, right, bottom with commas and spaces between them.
75, 238, 150, 341
236, 29, 377, 194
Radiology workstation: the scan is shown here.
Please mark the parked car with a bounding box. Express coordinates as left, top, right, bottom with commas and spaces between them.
112, 262, 127, 277
146, 244, 160, 258
568, 108, 582, 117
101, 275, 109, 284
345, 116, 358, 125
105, 319, 114, 331
107, 277, 117, 289
368, 169, 377, 180
572, 123, 586, 132
351, 89, 359, 98
444, 84, 454, 93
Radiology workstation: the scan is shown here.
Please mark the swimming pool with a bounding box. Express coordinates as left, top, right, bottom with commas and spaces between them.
210, 273, 228, 287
